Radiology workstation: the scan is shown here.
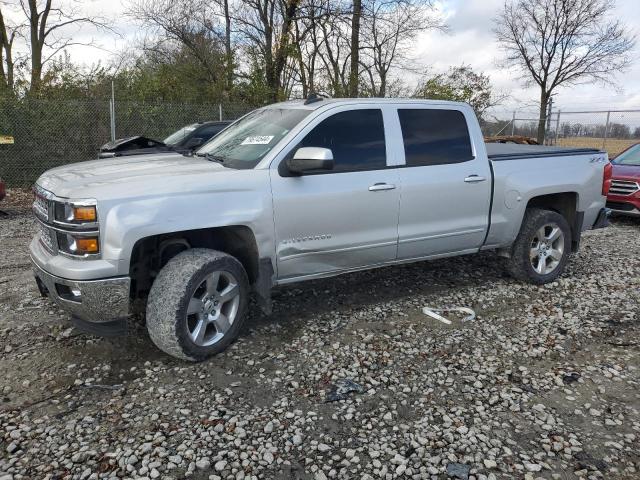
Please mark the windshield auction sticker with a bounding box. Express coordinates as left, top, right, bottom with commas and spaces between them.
241, 135, 274, 145
0, 135, 14, 144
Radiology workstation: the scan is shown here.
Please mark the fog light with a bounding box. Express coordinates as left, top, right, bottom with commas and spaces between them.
57, 232, 100, 255
75, 237, 99, 254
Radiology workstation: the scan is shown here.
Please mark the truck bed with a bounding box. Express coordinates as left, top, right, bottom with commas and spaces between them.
484, 143, 607, 250
486, 143, 602, 161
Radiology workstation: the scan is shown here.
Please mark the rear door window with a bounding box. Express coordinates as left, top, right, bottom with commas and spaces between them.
398, 109, 473, 167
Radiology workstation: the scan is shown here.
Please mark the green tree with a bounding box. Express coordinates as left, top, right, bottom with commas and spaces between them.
413, 65, 501, 120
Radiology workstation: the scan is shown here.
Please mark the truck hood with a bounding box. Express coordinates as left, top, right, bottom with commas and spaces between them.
37, 153, 231, 199
611, 163, 640, 181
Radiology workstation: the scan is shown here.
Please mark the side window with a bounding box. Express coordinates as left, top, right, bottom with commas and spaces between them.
296, 109, 386, 172
197, 125, 226, 139
398, 109, 473, 167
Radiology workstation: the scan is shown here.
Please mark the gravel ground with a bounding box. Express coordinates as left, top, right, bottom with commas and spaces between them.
0, 193, 639, 480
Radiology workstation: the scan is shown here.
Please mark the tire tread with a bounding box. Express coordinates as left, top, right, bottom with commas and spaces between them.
507, 208, 571, 285
146, 248, 248, 361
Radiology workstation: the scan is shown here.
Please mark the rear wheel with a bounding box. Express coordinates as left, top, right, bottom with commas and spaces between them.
146, 248, 249, 361
507, 208, 572, 284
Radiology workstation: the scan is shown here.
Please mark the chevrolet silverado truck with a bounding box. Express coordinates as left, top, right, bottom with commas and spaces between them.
30, 98, 611, 361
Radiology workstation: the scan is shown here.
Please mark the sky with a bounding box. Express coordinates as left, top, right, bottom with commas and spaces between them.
5, 0, 640, 120
418, 0, 640, 118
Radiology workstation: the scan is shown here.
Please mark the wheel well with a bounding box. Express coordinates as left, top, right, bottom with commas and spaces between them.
129, 226, 259, 301
526, 192, 580, 250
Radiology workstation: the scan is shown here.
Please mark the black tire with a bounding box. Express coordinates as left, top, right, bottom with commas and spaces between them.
146, 248, 249, 361
506, 208, 572, 285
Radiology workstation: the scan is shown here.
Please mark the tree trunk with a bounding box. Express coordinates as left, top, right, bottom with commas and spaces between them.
348, 0, 361, 98
537, 89, 549, 144
0, 8, 10, 91
28, 0, 45, 95
271, 0, 299, 103
378, 70, 386, 97
223, 0, 233, 92
29, 46, 42, 94
264, 20, 275, 101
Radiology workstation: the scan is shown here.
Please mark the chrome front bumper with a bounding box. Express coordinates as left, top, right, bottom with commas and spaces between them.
32, 259, 131, 325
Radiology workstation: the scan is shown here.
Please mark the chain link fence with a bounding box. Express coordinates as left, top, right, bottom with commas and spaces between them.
3, 99, 640, 188
0, 97, 258, 187
486, 109, 640, 158
555, 110, 640, 157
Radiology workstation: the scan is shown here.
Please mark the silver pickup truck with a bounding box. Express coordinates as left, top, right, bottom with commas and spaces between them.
30, 98, 611, 361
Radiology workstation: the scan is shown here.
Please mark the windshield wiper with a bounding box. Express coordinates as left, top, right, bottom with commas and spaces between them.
195, 152, 226, 164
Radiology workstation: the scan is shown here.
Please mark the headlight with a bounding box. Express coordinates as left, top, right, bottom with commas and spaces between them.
68, 205, 97, 222
56, 232, 100, 255
54, 202, 97, 224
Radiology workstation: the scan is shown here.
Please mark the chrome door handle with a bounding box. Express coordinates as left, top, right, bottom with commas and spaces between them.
464, 175, 487, 183
369, 183, 396, 191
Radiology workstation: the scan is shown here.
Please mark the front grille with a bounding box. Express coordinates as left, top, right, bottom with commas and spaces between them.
610, 179, 640, 196
33, 191, 50, 221
38, 222, 55, 252
32, 185, 100, 259
33, 186, 56, 253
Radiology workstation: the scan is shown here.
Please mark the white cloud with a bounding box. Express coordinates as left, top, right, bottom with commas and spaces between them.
413, 0, 640, 118
4, 0, 639, 118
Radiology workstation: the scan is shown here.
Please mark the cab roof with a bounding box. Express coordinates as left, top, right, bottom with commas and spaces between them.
266, 97, 471, 110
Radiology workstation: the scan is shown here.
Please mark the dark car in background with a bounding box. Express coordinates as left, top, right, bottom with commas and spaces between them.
99, 121, 231, 158
606, 143, 640, 217
0, 177, 5, 202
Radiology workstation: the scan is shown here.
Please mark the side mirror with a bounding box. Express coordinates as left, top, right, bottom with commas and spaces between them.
286, 147, 334, 174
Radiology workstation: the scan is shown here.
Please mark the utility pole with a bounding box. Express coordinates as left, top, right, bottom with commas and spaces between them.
602, 111, 611, 150
545, 97, 553, 145
109, 80, 116, 142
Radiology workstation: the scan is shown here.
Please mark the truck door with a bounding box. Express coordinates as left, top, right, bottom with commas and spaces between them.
270, 106, 401, 281
395, 107, 492, 259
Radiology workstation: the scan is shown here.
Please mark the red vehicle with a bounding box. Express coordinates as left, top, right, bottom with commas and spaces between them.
0, 177, 6, 202
606, 143, 640, 217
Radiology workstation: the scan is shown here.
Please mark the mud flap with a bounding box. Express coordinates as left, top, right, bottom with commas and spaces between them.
254, 258, 274, 315
592, 207, 610, 229
34, 275, 50, 297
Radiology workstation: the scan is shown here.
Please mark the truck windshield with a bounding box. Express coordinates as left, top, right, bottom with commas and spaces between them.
613, 144, 640, 166
196, 108, 310, 169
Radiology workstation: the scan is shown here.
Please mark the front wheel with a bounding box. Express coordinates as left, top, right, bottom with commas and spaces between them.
506, 208, 572, 284
146, 248, 249, 361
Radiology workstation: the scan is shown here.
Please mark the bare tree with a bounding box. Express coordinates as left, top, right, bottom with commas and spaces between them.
294, 0, 442, 98
289, 0, 349, 97
128, 0, 228, 93
495, 0, 635, 143
234, 0, 301, 102
360, 0, 443, 97
0, 3, 18, 92
314, 1, 352, 97
19, 0, 113, 94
